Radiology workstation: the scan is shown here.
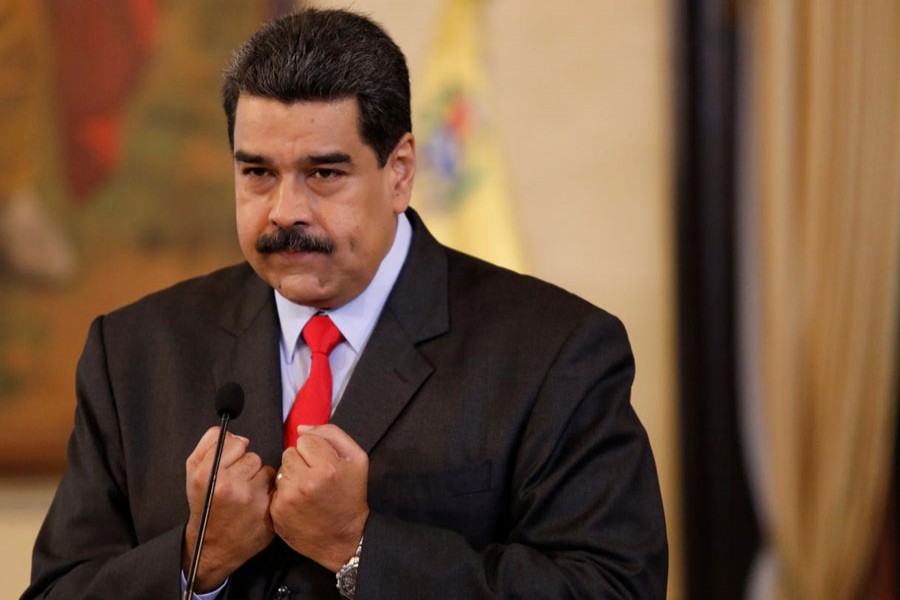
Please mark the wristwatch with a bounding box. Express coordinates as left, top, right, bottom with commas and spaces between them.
336, 536, 363, 599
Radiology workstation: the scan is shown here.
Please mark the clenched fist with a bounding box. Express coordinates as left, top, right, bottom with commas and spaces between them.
271, 424, 370, 572
183, 427, 276, 592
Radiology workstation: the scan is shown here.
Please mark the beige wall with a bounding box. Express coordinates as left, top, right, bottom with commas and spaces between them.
0, 478, 57, 593
0, 1, 679, 597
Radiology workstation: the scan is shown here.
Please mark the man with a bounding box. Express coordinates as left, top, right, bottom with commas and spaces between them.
25, 9, 667, 599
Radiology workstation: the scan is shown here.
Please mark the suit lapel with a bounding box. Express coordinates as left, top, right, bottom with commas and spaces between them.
211, 267, 284, 468
331, 307, 433, 452
332, 209, 449, 453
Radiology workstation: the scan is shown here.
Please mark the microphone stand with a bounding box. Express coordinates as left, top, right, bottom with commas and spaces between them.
183, 411, 232, 600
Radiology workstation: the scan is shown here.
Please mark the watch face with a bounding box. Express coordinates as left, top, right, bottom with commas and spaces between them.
339, 569, 357, 594
338, 559, 358, 597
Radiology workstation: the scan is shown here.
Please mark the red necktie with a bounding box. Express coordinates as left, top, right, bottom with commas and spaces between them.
284, 315, 343, 448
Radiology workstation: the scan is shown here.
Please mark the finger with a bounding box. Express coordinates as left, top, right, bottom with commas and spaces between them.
258, 464, 277, 484
295, 432, 341, 469
280, 444, 311, 476
230, 451, 264, 479
256, 465, 277, 494
241, 464, 276, 502
186, 426, 223, 468
281, 441, 322, 468
298, 424, 364, 461
271, 462, 290, 504
216, 433, 252, 469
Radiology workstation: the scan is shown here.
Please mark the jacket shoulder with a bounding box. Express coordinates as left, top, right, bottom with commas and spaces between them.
444, 248, 622, 331
103, 262, 260, 328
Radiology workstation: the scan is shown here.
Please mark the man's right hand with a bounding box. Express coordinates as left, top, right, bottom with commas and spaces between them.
183, 427, 276, 592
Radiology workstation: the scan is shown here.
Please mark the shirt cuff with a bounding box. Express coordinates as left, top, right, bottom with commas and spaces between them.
180, 570, 228, 600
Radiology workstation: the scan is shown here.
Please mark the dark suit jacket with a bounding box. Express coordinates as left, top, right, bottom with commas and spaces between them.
25, 210, 667, 599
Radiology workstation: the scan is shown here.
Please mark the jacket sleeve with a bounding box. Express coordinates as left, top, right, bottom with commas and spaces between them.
22, 316, 185, 599
357, 312, 668, 599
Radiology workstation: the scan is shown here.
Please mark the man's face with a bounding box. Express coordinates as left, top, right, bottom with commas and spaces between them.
233, 94, 415, 308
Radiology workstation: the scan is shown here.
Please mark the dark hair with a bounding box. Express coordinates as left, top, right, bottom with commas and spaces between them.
222, 9, 411, 167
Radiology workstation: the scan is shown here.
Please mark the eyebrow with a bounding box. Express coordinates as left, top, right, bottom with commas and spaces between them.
307, 152, 352, 165
233, 150, 353, 166
233, 150, 268, 164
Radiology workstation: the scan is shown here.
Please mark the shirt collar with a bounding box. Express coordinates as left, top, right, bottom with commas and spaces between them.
274, 212, 412, 360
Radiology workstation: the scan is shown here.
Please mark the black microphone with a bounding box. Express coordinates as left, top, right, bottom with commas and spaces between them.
214, 382, 245, 421
184, 382, 245, 600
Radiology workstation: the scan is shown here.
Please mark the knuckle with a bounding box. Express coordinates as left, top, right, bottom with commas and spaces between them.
299, 477, 320, 497
189, 469, 207, 489
283, 483, 302, 504
251, 487, 267, 506
245, 452, 263, 471
215, 479, 233, 498
235, 488, 254, 506
186, 451, 204, 469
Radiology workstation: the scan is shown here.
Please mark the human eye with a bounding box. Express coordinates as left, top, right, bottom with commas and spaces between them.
242, 166, 271, 178
310, 168, 344, 180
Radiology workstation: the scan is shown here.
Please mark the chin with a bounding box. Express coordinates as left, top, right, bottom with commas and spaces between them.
274, 277, 333, 308
277, 284, 325, 306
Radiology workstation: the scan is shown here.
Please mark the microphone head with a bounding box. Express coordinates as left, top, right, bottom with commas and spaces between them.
214, 382, 244, 419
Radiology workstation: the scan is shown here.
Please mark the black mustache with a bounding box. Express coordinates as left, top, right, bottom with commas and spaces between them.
256, 227, 335, 254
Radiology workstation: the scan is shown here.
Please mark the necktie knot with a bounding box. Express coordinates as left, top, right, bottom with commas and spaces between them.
302, 315, 342, 355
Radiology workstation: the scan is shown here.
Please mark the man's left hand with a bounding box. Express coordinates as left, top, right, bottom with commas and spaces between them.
271, 424, 370, 572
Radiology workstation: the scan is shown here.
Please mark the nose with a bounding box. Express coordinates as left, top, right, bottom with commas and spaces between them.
269, 177, 312, 228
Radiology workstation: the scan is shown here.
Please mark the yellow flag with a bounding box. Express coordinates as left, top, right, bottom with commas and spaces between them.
414, 0, 527, 272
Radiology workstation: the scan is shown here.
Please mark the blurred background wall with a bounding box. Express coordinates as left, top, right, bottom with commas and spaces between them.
3, 1, 897, 599
0, 0, 678, 596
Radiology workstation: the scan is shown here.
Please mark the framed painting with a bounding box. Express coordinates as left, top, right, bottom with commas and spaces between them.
0, 0, 291, 472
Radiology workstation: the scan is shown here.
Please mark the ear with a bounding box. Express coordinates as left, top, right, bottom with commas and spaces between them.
387, 133, 416, 213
